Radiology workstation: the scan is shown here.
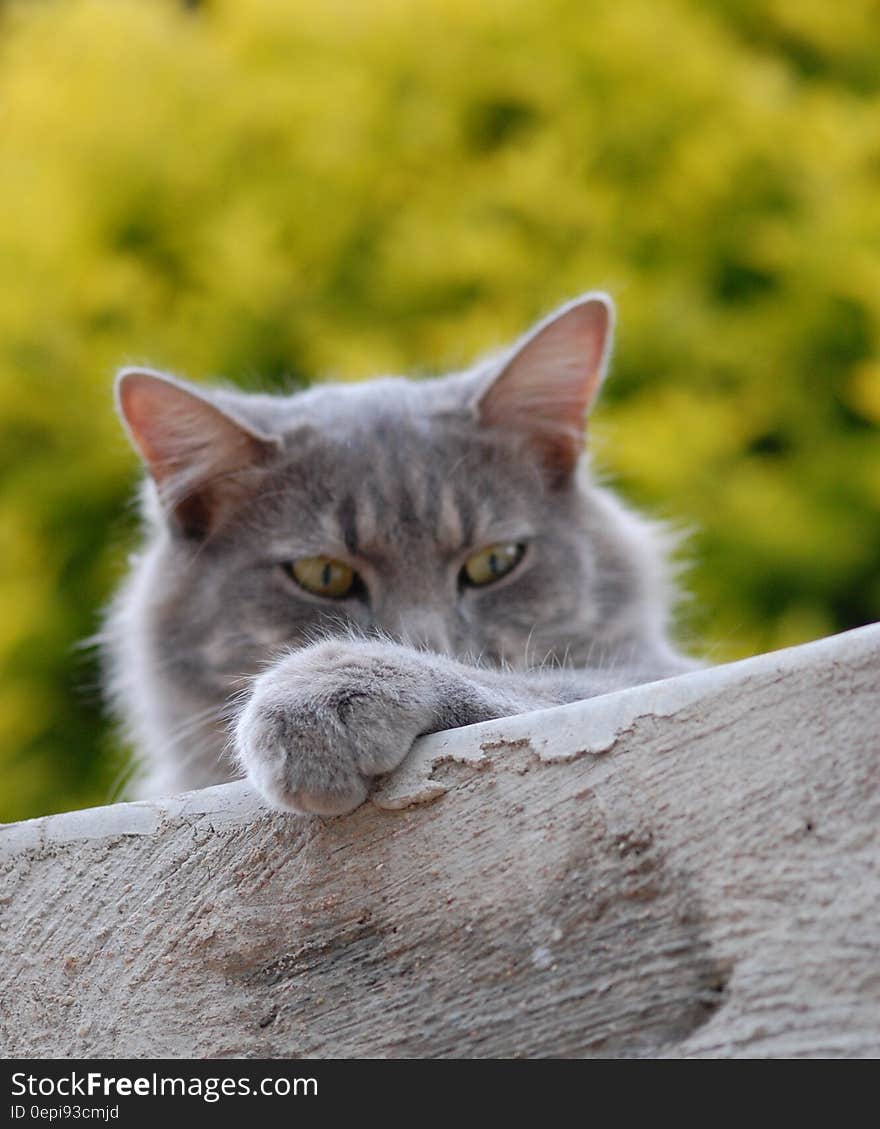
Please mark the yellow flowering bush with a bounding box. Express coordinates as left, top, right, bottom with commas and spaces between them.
1, 0, 878, 819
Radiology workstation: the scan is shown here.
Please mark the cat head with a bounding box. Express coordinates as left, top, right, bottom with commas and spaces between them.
115, 294, 674, 685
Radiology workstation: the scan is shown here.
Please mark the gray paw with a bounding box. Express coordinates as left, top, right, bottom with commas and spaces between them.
233, 641, 437, 816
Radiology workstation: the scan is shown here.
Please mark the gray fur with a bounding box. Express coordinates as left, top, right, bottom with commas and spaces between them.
103, 293, 697, 815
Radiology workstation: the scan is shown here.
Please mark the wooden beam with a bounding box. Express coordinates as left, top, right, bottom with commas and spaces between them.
1, 624, 878, 1057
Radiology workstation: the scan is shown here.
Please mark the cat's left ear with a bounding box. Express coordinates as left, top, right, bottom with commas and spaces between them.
475, 293, 614, 483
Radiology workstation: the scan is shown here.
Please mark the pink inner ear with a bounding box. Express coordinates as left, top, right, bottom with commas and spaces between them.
117, 369, 262, 486
116, 369, 279, 538
477, 294, 614, 480
117, 372, 190, 478
568, 298, 612, 389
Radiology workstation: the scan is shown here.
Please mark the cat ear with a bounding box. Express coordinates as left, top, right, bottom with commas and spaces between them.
475, 293, 614, 483
115, 368, 280, 538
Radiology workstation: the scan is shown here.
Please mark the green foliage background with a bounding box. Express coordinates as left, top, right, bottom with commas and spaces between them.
1, 0, 878, 822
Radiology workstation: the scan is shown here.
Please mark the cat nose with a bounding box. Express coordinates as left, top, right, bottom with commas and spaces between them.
381, 609, 455, 657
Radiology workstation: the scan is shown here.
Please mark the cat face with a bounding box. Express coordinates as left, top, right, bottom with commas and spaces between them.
115, 295, 654, 696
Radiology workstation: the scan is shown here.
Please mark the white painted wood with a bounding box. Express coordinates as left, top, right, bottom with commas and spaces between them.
1, 624, 878, 1058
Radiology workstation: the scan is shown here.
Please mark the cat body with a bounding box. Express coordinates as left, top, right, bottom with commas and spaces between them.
104, 295, 696, 814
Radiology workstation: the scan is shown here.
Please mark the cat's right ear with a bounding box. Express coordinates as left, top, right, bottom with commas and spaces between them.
115, 368, 280, 539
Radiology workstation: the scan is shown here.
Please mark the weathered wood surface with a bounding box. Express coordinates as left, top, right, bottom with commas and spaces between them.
1, 624, 878, 1059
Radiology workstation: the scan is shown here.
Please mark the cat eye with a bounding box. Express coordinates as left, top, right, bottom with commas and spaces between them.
285, 556, 359, 599
461, 542, 526, 588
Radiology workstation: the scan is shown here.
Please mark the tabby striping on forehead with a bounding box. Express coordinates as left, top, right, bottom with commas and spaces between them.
104, 293, 697, 815
436, 485, 469, 555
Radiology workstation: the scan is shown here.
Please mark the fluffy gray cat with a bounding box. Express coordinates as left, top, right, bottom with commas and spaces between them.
104, 293, 696, 816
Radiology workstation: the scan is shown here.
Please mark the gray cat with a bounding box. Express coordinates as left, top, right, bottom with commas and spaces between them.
104, 293, 696, 816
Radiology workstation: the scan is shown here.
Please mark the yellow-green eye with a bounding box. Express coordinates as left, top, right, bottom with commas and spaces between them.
287, 556, 357, 599
462, 542, 526, 587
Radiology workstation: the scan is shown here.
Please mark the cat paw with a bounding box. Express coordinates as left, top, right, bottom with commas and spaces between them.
233, 640, 438, 816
